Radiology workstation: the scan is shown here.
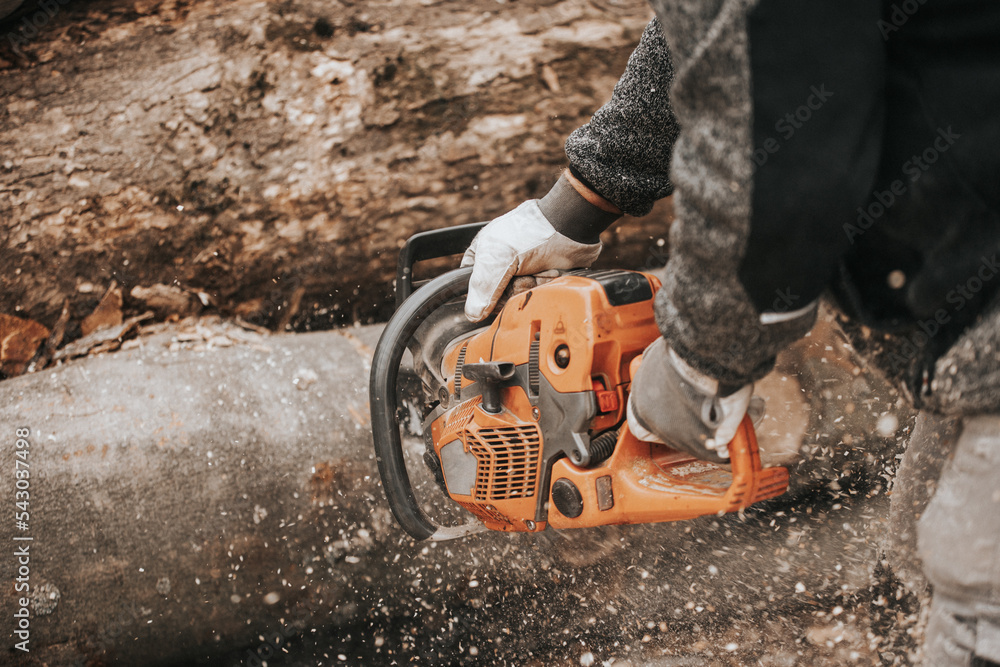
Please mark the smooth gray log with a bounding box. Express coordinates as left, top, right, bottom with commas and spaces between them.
1, 327, 390, 665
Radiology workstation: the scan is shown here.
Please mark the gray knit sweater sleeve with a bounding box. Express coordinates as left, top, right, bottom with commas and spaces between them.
570, 4, 815, 385
647, 0, 815, 385
564, 19, 679, 217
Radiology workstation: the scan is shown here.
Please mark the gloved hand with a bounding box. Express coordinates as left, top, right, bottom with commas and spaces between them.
626, 338, 758, 463
461, 200, 603, 322
461, 170, 622, 322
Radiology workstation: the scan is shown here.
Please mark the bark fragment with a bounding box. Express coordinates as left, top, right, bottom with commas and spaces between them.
0, 311, 48, 376
80, 282, 123, 336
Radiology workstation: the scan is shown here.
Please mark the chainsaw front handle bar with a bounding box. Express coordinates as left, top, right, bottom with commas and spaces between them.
370, 266, 487, 541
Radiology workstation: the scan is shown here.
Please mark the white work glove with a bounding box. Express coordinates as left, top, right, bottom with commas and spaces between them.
461, 200, 602, 322
627, 338, 761, 463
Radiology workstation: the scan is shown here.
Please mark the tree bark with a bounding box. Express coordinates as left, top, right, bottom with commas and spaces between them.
0, 0, 669, 336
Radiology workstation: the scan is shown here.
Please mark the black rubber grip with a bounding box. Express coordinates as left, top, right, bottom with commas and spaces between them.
370, 267, 473, 540
395, 223, 486, 308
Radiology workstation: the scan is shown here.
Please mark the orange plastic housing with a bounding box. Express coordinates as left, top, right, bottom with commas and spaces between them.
546, 417, 789, 529
441, 272, 661, 429
430, 387, 544, 532
429, 271, 789, 533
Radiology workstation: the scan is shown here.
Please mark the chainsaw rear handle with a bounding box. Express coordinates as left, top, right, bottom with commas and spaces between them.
627, 352, 761, 473
371, 266, 481, 541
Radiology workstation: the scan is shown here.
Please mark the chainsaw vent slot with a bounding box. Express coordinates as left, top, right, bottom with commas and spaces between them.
467, 425, 541, 501
453, 344, 468, 397
528, 338, 540, 396
456, 500, 511, 527
445, 400, 478, 431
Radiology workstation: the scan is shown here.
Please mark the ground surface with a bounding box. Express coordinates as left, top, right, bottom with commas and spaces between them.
217, 316, 927, 667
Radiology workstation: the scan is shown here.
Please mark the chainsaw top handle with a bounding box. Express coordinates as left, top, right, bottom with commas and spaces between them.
370, 266, 484, 541
394, 221, 486, 309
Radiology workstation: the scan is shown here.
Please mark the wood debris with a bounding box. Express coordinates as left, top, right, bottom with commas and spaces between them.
80, 282, 123, 336
130, 284, 202, 319
161, 316, 272, 353
276, 286, 307, 331
53, 312, 153, 361
44, 299, 71, 359
234, 317, 272, 336
0, 313, 50, 377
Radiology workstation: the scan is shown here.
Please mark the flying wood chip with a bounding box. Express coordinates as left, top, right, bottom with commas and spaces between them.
0, 313, 50, 377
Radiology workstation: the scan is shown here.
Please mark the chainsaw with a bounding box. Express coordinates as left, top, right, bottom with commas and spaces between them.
370, 223, 789, 541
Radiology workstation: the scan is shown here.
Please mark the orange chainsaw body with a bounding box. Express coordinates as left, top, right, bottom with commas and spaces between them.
426, 270, 788, 533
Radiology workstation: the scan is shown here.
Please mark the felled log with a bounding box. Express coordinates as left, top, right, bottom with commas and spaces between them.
0, 0, 668, 333
0, 312, 918, 666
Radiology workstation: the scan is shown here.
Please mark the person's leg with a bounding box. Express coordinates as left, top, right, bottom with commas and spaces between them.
918, 415, 1000, 666
886, 411, 961, 595
923, 594, 979, 666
